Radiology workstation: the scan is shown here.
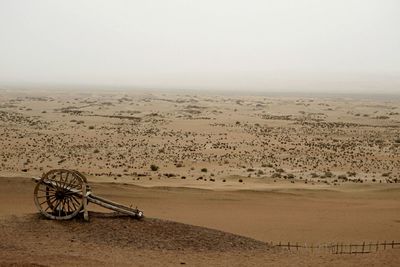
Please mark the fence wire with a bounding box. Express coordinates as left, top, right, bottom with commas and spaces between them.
272, 240, 400, 254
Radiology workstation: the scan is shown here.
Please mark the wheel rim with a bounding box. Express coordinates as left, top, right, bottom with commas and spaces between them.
34, 169, 86, 220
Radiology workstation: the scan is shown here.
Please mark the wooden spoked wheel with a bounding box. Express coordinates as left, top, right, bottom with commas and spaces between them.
34, 169, 88, 220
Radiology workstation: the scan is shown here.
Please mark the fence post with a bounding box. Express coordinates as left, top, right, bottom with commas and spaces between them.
296, 242, 298, 251
392, 240, 394, 249
288, 242, 290, 251
362, 241, 365, 253
384, 241, 386, 250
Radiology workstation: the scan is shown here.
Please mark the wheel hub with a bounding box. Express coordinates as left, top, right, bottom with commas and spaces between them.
55, 190, 65, 200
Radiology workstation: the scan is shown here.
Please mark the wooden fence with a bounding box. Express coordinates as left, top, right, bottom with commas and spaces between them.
272, 240, 400, 254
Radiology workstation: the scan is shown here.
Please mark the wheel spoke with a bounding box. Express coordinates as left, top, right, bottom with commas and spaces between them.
44, 197, 58, 211
39, 199, 50, 206
70, 195, 81, 208
58, 172, 66, 190
61, 172, 68, 190
38, 187, 56, 193
65, 175, 78, 190
37, 195, 56, 199
68, 196, 78, 210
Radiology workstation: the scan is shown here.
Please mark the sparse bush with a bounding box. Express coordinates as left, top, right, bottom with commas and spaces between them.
88, 126, 95, 130
201, 168, 208, 172
347, 171, 357, 177
93, 149, 100, 153
150, 164, 159, 171
271, 172, 281, 178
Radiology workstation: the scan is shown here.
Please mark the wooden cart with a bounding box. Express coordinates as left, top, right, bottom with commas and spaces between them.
33, 169, 143, 221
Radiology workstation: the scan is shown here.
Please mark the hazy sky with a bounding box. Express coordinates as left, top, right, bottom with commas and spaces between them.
1, 0, 399, 93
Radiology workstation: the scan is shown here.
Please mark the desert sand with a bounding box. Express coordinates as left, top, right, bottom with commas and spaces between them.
0, 88, 399, 266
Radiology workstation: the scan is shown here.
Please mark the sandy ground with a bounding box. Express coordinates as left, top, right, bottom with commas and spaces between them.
1, 89, 400, 266
1, 177, 400, 266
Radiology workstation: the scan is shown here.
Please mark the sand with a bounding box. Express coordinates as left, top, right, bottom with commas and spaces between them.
0, 89, 399, 266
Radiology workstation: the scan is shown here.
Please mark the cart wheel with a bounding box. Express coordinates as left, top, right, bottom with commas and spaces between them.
34, 169, 87, 220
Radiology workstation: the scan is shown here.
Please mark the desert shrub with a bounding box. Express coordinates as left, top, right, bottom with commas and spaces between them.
257, 170, 264, 175
93, 149, 100, 153
376, 116, 389, 119
311, 172, 319, 178
287, 173, 295, 179
88, 126, 95, 130
238, 179, 243, 183
150, 164, 159, 171
395, 138, 400, 144
175, 163, 183, 168
271, 172, 281, 178
247, 168, 255, 172
201, 168, 208, 172
347, 171, 357, 177
382, 172, 390, 177
275, 168, 284, 173
222, 179, 226, 182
